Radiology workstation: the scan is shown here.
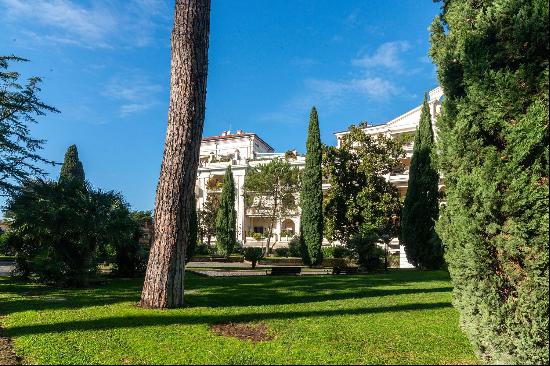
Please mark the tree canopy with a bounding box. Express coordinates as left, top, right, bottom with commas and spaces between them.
430, 0, 549, 363
0, 56, 58, 196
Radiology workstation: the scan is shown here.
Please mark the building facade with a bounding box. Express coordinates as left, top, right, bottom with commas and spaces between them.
195, 87, 444, 266
195, 130, 305, 248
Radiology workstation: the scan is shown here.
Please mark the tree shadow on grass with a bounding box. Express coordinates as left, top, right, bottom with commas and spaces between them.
5, 301, 453, 338
0, 271, 452, 316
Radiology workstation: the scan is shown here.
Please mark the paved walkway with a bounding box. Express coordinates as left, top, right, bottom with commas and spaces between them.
0, 261, 14, 277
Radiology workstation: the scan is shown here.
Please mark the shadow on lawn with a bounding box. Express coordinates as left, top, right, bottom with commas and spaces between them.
0, 271, 452, 316
5, 301, 453, 338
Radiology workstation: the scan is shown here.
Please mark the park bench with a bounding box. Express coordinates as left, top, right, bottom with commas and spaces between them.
270, 266, 302, 276
332, 266, 359, 275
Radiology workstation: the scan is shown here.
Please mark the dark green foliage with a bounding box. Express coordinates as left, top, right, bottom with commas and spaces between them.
401, 94, 443, 269
0, 231, 15, 256
287, 236, 302, 257
215, 165, 236, 258
346, 235, 385, 271
0, 56, 58, 196
7, 145, 143, 284
243, 247, 264, 269
186, 195, 198, 263
332, 246, 349, 259
109, 207, 150, 278
274, 247, 289, 257
430, 0, 549, 363
322, 246, 349, 259
323, 126, 403, 250
59, 145, 85, 186
300, 107, 324, 265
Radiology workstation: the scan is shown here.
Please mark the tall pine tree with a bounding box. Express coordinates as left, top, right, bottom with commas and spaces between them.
215, 165, 236, 257
59, 145, 85, 186
401, 94, 443, 269
430, 0, 549, 363
300, 107, 323, 265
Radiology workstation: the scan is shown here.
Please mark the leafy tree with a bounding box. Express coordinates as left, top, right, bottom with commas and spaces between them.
430, 0, 549, 363
300, 107, 324, 265
401, 94, 443, 269
185, 195, 198, 263
215, 165, 236, 257
0, 55, 58, 196
243, 158, 301, 253
198, 192, 220, 248
141, 0, 211, 309
323, 126, 404, 246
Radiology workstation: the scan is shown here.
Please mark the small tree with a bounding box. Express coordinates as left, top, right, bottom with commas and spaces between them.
243, 247, 264, 269
215, 165, 236, 257
300, 107, 324, 265
401, 94, 443, 269
0, 56, 58, 196
198, 193, 220, 248
59, 145, 85, 186
243, 158, 301, 253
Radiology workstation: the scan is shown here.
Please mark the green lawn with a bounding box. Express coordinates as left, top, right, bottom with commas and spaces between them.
0, 271, 477, 365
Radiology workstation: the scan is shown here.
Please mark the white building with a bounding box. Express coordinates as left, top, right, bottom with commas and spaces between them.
195, 130, 305, 247
195, 87, 444, 266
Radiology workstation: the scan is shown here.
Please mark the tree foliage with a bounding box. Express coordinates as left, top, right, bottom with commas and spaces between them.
215, 165, 236, 257
186, 195, 198, 263
300, 107, 324, 265
59, 144, 85, 186
243, 158, 301, 253
401, 94, 444, 269
6, 145, 145, 285
323, 125, 404, 244
430, 0, 549, 363
198, 192, 220, 247
0, 56, 58, 196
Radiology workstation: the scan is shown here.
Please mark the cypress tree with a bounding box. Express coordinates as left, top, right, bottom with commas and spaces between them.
430, 0, 548, 363
215, 165, 236, 257
300, 107, 323, 266
59, 145, 85, 186
401, 94, 443, 269
185, 195, 198, 263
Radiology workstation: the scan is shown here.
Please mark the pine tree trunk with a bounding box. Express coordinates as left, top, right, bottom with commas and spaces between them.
140, 0, 210, 309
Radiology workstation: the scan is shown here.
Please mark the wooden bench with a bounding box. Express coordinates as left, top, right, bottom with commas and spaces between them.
332, 266, 359, 275
270, 266, 302, 276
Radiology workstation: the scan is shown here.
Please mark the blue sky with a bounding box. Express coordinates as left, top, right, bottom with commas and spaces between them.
1, 0, 441, 212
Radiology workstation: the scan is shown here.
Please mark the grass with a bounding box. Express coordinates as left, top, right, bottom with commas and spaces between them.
0, 256, 14, 261
0, 270, 477, 365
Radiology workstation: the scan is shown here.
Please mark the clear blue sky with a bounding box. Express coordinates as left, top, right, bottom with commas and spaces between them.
1, 0, 441, 212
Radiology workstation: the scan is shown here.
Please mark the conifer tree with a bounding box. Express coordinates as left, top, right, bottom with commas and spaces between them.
59, 145, 85, 186
215, 165, 236, 257
300, 107, 323, 265
401, 94, 443, 269
430, 0, 549, 363
186, 195, 198, 263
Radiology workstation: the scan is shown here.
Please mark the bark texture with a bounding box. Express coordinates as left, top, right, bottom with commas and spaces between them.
140, 0, 210, 309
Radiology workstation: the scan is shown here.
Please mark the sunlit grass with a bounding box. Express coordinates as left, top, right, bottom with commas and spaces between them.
0, 271, 477, 365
